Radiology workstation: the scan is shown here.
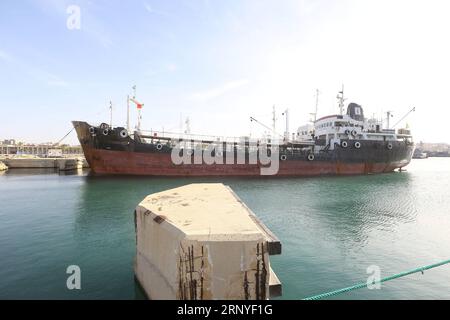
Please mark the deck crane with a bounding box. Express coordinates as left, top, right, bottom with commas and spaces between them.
392, 107, 416, 129
250, 116, 284, 141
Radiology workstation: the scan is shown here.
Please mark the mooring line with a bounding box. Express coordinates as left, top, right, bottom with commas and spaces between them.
55, 127, 75, 146
303, 259, 450, 300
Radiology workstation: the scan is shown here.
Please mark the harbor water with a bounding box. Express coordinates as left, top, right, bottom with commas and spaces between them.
0, 158, 449, 300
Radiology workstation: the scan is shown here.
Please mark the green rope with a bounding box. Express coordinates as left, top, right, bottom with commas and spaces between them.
303, 259, 450, 300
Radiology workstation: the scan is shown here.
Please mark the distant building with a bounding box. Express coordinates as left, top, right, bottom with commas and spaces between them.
0, 142, 82, 156
2, 139, 16, 146
47, 149, 63, 158
416, 142, 450, 157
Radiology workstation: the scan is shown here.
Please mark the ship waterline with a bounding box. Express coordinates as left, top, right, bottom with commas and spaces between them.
81, 146, 411, 177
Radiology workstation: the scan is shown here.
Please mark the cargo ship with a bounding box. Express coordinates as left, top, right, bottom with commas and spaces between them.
73, 89, 415, 177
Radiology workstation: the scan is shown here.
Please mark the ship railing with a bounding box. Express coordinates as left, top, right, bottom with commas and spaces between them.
136, 130, 287, 146
365, 132, 413, 140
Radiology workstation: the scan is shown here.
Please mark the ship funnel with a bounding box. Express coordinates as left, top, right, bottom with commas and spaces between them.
347, 103, 364, 121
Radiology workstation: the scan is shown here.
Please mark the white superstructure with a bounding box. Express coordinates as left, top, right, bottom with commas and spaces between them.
295, 89, 414, 151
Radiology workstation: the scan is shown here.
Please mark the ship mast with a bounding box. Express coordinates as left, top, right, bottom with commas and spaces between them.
282, 108, 290, 141
184, 117, 191, 134
132, 85, 142, 131
314, 89, 319, 122
109, 100, 113, 128
272, 105, 277, 140
310, 89, 320, 123
126, 96, 130, 132
126, 94, 130, 133
337, 85, 346, 116
128, 85, 144, 132
126, 85, 136, 133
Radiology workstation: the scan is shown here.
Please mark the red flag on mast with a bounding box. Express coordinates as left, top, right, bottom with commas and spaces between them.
130, 97, 143, 109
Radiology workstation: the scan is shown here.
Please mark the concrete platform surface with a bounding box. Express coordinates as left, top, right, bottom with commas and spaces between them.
139, 183, 275, 239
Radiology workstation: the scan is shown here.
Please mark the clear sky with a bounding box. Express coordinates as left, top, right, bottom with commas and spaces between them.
1, 0, 449, 145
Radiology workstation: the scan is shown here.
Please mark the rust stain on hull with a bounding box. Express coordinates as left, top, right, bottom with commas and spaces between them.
83, 146, 410, 177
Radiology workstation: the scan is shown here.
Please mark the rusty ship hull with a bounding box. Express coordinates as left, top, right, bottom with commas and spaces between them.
73, 121, 414, 177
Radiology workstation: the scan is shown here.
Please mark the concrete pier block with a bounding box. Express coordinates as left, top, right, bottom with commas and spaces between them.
134, 183, 282, 300
2, 158, 56, 168
80, 157, 90, 168
56, 159, 83, 171
1, 158, 84, 171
